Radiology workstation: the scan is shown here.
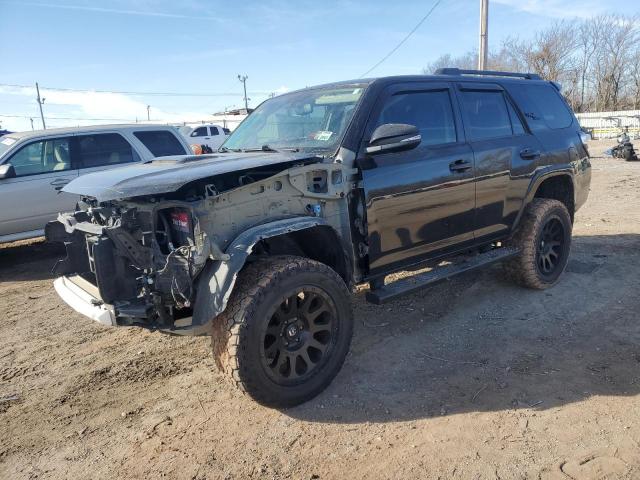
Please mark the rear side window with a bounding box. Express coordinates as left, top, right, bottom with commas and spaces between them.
76, 133, 134, 168
460, 90, 512, 141
209, 127, 219, 136
508, 84, 573, 131
375, 90, 457, 146
223, 128, 230, 135
134, 130, 186, 157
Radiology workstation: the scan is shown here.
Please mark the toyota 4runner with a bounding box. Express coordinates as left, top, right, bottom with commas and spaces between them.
46, 69, 591, 407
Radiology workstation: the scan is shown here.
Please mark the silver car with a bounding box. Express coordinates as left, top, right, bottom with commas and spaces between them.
0, 124, 191, 243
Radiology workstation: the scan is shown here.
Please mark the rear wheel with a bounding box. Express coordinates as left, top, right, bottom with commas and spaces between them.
504, 199, 572, 289
211, 256, 353, 408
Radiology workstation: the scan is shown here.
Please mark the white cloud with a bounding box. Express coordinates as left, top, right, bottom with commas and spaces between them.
492, 0, 608, 19
0, 85, 222, 130
3, 1, 224, 21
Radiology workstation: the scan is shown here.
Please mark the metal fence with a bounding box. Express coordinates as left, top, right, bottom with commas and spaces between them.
575, 110, 640, 139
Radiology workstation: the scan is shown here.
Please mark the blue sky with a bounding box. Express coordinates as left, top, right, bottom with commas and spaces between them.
0, 0, 637, 131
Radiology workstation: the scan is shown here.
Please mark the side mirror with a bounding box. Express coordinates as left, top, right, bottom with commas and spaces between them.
0, 163, 15, 179
366, 123, 421, 155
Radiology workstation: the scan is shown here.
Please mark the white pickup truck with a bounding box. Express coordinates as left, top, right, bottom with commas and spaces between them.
180, 124, 230, 152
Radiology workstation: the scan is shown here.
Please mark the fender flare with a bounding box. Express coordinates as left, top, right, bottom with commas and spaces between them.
188, 216, 331, 334
511, 167, 575, 233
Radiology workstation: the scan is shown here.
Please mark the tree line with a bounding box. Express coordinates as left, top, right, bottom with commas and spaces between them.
424, 14, 640, 113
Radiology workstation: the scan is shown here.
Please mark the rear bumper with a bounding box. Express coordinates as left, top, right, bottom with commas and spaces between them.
54, 275, 116, 326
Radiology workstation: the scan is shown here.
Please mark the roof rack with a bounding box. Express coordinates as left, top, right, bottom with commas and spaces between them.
434, 67, 541, 81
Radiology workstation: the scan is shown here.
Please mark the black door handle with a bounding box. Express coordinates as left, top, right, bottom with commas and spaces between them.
520, 148, 541, 160
449, 159, 472, 172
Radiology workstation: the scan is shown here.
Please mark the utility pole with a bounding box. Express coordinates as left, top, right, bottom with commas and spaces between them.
478, 0, 489, 70
146, 105, 151, 121
238, 75, 249, 110
35, 82, 46, 129
30, 118, 34, 131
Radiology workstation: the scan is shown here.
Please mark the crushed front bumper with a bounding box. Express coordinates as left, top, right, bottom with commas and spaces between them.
53, 274, 210, 336
54, 275, 116, 326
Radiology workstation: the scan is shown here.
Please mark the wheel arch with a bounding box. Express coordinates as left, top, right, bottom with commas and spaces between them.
513, 170, 576, 233
191, 217, 351, 333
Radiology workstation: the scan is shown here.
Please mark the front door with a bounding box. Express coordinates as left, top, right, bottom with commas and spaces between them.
0, 137, 78, 238
359, 82, 476, 276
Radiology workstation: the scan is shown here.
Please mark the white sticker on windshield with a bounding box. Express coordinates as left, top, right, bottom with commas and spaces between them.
1, 137, 16, 146
313, 131, 333, 141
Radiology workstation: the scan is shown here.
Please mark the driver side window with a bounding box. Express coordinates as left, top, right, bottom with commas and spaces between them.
375, 90, 457, 146
9, 138, 71, 177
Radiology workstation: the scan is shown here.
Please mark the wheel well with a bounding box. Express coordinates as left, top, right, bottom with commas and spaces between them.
251, 225, 351, 282
533, 175, 575, 222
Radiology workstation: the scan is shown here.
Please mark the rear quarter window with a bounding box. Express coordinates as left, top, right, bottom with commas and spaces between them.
134, 130, 187, 157
508, 84, 573, 131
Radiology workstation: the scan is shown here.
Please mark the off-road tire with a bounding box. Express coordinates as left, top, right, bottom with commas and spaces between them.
504, 198, 572, 289
210, 255, 353, 408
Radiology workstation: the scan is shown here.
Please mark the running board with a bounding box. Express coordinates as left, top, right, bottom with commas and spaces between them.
365, 247, 520, 305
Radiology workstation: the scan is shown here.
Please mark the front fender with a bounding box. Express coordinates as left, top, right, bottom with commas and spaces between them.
188, 216, 329, 334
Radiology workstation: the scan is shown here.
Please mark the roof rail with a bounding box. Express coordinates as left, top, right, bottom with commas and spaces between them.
434, 67, 541, 81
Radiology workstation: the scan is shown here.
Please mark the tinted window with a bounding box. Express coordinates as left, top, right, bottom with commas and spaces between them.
508, 84, 573, 131
76, 133, 134, 168
460, 90, 512, 141
376, 90, 457, 146
134, 130, 186, 157
506, 99, 526, 135
190, 127, 208, 137
209, 127, 219, 136
9, 138, 71, 176
223, 128, 230, 135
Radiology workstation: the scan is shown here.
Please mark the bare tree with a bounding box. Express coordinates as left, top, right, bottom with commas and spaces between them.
421, 13, 640, 112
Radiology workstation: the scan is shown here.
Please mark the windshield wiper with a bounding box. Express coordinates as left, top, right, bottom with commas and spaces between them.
218, 146, 242, 153
243, 144, 279, 153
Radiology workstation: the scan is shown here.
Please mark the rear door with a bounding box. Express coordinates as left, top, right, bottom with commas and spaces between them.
207, 126, 224, 149
456, 83, 544, 242
359, 81, 476, 276
0, 137, 79, 236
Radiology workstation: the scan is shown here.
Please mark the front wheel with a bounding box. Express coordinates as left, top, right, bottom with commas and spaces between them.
504, 199, 572, 289
211, 256, 353, 408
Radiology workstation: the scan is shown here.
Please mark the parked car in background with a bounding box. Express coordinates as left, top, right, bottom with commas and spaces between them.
181, 124, 230, 152
0, 124, 191, 243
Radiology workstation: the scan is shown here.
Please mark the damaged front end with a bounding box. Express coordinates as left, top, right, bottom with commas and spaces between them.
46, 199, 216, 335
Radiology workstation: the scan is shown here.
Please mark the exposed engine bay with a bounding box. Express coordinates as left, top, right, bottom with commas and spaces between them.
46, 154, 358, 335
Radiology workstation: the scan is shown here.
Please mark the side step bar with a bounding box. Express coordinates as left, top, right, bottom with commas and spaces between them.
365, 247, 520, 305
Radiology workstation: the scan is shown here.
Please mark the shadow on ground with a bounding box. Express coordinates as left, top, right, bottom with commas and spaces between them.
285, 233, 640, 423
1, 234, 639, 426
0, 239, 64, 282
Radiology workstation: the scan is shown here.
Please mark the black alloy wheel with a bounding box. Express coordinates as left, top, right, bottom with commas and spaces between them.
536, 217, 566, 278
261, 287, 336, 385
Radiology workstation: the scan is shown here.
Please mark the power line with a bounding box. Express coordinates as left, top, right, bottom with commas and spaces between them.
0, 82, 271, 97
359, 0, 443, 78
0, 113, 137, 121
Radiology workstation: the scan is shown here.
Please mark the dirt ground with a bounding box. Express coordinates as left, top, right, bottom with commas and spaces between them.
1, 139, 640, 480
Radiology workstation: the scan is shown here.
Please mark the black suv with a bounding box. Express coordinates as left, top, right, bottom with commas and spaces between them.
47, 68, 591, 407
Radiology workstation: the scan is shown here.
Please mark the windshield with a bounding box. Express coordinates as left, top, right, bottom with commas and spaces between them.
222, 86, 365, 153
0, 136, 18, 159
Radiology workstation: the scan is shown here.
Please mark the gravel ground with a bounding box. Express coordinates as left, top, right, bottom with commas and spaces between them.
1, 139, 640, 479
